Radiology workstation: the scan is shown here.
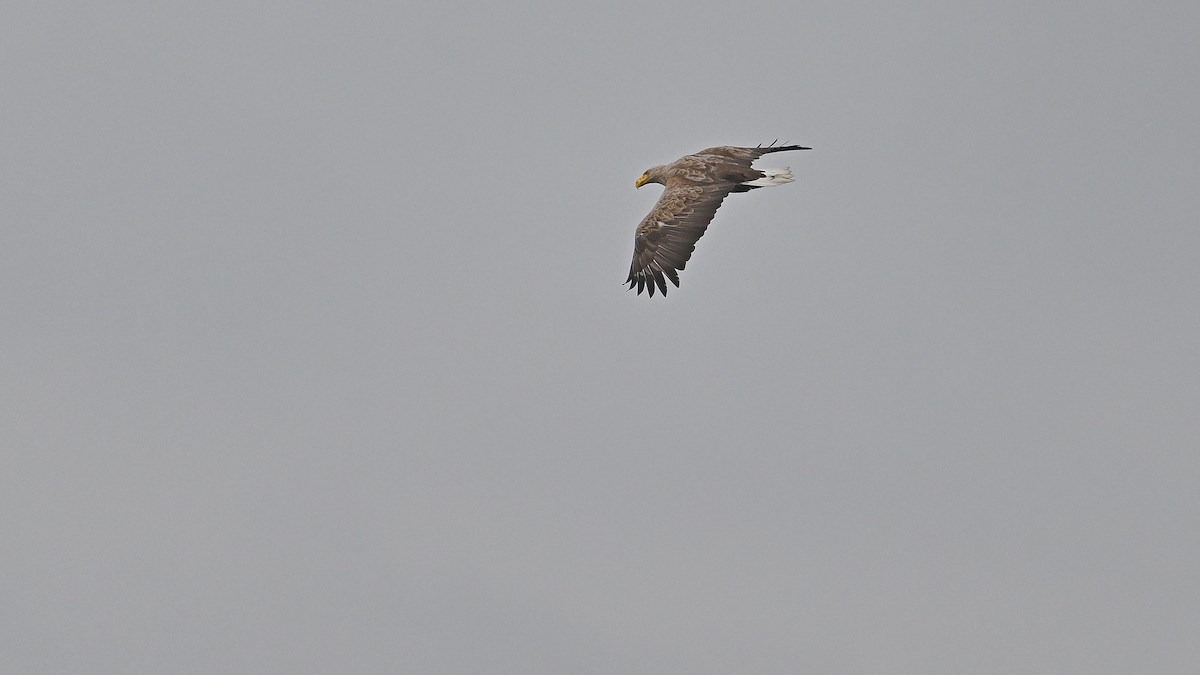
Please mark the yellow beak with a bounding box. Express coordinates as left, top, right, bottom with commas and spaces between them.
635, 173, 650, 188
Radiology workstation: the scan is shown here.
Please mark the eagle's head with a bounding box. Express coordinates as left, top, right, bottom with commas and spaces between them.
635, 166, 665, 188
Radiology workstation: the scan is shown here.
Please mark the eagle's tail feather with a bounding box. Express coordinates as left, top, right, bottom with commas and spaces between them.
742, 168, 794, 188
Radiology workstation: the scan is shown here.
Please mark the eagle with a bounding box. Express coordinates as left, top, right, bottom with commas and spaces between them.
626, 142, 811, 296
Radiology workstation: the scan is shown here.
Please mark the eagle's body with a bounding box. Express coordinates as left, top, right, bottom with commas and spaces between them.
626, 142, 810, 296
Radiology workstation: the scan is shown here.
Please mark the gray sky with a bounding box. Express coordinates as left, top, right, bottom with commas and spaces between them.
4, 1, 1199, 673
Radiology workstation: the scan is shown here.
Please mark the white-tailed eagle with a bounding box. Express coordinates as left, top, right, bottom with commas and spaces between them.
626, 142, 810, 296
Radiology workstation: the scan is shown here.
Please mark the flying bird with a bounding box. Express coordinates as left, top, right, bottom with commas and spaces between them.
626, 142, 811, 296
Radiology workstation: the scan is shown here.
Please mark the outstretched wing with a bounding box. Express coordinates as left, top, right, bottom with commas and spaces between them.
626, 184, 729, 296
696, 142, 811, 167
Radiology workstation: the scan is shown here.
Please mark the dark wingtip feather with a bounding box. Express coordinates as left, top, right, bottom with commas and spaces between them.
651, 269, 668, 296
760, 143, 812, 154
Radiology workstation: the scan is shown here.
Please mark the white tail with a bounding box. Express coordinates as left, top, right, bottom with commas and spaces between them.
743, 168, 794, 188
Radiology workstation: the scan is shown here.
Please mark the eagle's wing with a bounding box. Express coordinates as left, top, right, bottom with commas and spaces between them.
697, 143, 811, 167
626, 184, 731, 297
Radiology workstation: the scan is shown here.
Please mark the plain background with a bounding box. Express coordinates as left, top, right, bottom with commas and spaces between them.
3, 1, 1198, 673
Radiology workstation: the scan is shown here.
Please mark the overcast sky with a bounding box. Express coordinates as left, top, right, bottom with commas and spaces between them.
3, 1, 1199, 673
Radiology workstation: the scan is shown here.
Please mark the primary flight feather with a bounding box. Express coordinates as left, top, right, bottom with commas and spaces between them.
626, 141, 811, 296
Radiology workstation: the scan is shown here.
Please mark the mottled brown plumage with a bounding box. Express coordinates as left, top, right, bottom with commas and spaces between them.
626, 142, 810, 296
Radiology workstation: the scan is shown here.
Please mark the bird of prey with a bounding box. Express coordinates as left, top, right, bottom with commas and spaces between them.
626, 142, 810, 296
